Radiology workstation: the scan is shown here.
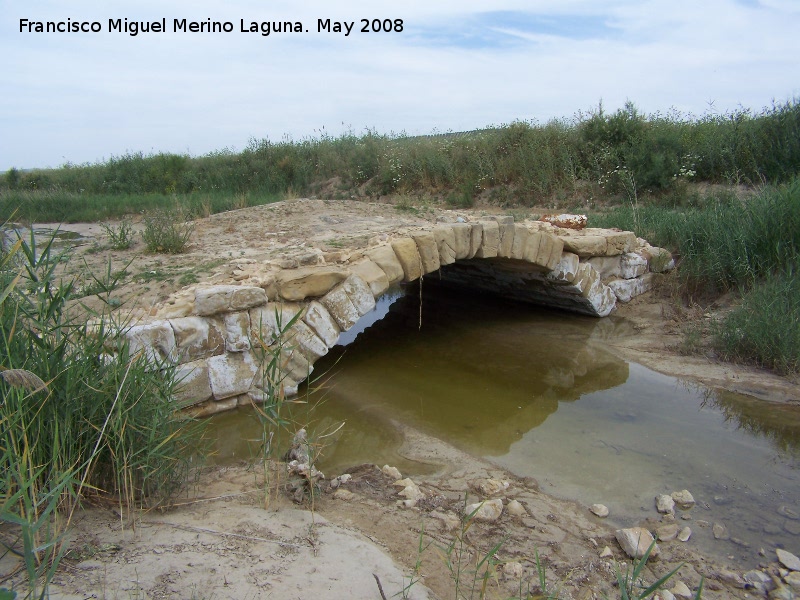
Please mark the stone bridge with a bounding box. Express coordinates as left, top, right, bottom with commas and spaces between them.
124, 215, 674, 417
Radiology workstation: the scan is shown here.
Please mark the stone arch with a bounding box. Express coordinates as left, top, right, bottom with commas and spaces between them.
122, 216, 674, 417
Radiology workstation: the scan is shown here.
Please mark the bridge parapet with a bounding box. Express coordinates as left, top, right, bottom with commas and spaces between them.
122, 215, 674, 416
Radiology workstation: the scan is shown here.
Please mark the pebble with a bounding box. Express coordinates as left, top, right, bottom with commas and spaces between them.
717, 569, 746, 588
769, 585, 796, 600
712, 522, 730, 540
478, 478, 510, 496
671, 490, 696, 510
670, 580, 692, 599
615, 527, 659, 559
778, 505, 800, 520
600, 546, 613, 558
655, 591, 676, 600
657, 524, 679, 542
382, 465, 402, 480
765, 523, 784, 535
777, 548, 800, 572
678, 527, 692, 542
784, 520, 800, 535
507, 499, 528, 517
785, 571, 800, 592
656, 494, 676, 515
590, 503, 609, 518
465, 498, 504, 522
502, 561, 524, 580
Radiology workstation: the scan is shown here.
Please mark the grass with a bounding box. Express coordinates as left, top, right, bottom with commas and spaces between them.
0, 229, 205, 597
593, 178, 800, 374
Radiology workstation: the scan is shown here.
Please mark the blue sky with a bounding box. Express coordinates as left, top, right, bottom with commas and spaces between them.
2, 0, 799, 171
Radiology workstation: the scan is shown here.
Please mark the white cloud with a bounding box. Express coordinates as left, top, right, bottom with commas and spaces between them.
2, 0, 799, 169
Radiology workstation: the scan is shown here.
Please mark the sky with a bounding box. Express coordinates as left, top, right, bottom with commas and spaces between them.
2, 0, 800, 171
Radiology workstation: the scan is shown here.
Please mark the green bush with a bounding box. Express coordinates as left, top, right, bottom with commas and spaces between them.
141, 208, 194, 253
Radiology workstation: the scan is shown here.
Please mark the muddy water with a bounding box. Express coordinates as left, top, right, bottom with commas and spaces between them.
209, 282, 800, 569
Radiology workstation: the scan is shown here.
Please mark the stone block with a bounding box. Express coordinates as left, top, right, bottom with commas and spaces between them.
432, 226, 457, 266
207, 352, 260, 400
587, 256, 623, 279
281, 348, 313, 383
289, 321, 329, 361
609, 273, 655, 303
349, 259, 390, 297
391, 237, 423, 281
249, 303, 302, 346
125, 320, 176, 365
586, 281, 617, 317
605, 232, 637, 256
547, 252, 580, 283
173, 359, 213, 408
411, 231, 441, 274
639, 246, 675, 272
366, 245, 405, 284
302, 301, 340, 348
169, 316, 225, 361
620, 253, 649, 279
493, 216, 515, 258
195, 285, 268, 316
537, 233, 564, 271
342, 275, 377, 318
223, 311, 251, 352
451, 223, 473, 259
321, 283, 360, 330
561, 235, 608, 258
276, 266, 350, 301
475, 221, 499, 258
510, 225, 529, 260
468, 223, 483, 258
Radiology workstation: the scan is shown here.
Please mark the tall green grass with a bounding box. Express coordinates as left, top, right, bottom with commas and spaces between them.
593, 179, 800, 374
1, 231, 204, 596
3, 99, 799, 223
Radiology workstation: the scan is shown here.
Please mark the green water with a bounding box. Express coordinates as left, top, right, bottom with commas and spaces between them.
208, 282, 800, 568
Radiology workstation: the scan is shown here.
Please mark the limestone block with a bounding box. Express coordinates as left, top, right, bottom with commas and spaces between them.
391, 237, 423, 281
620, 253, 649, 279
342, 275, 377, 318
223, 311, 251, 352
249, 303, 302, 346
547, 252, 580, 283
287, 320, 328, 361
411, 231, 441, 274
606, 232, 637, 256
587, 256, 623, 279
432, 226, 457, 266
321, 283, 360, 331
281, 348, 313, 383
493, 216, 515, 258
537, 233, 565, 271
349, 259, 390, 297
475, 221, 499, 258
451, 223, 473, 259
276, 266, 350, 301
510, 224, 530, 260
169, 316, 225, 361
586, 280, 617, 317
366, 245, 405, 284
207, 352, 259, 400
173, 359, 213, 407
468, 223, 483, 258
562, 235, 608, 258
302, 301, 340, 348
639, 246, 675, 272
609, 273, 655, 303
195, 285, 268, 316
125, 320, 176, 364
572, 263, 600, 297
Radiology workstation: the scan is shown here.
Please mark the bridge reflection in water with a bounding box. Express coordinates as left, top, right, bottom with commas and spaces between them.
209, 282, 800, 570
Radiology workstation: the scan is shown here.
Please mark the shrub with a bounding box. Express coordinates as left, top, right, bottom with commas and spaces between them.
141, 208, 194, 253
100, 219, 135, 250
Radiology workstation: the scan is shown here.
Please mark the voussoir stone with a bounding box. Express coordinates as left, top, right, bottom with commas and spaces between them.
349, 259, 390, 297
195, 285, 267, 316
366, 244, 405, 284
475, 221, 499, 258
125, 320, 176, 364
411, 231, 441, 274
276, 266, 350, 301
302, 301, 340, 348
451, 223, 473, 259
548, 252, 580, 283
510, 224, 530, 260
391, 237, 423, 281
169, 316, 225, 361
249, 303, 303, 345
433, 225, 458, 266
493, 217, 516, 258
206, 352, 259, 400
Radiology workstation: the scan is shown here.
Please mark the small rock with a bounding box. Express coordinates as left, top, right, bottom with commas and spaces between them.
502, 561, 524, 580
656, 494, 676, 515
670, 581, 692, 599
671, 490, 696, 510
744, 569, 774, 594
590, 504, 610, 518
769, 584, 797, 600
712, 522, 730, 540
382, 465, 402, 481
765, 523, 784, 535
777, 549, 800, 572
333, 489, 355, 501
717, 569, 746, 588
784, 520, 800, 535
785, 571, 800, 592
654, 591, 676, 600
507, 499, 528, 517
600, 546, 613, 558
677, 527, 692, 542
477, 478, 510, 497
778, 505, 800, 520
397, 481, 425, 506
615, 527, 659, 559
657, 524, 680, 542
465, 499, 504, 522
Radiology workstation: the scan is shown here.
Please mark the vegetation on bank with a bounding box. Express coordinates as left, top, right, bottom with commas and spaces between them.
2, 99, 800, 222
593, 179, 800, 375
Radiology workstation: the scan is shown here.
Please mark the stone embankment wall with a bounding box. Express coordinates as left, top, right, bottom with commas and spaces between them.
123, 215, 673, 417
